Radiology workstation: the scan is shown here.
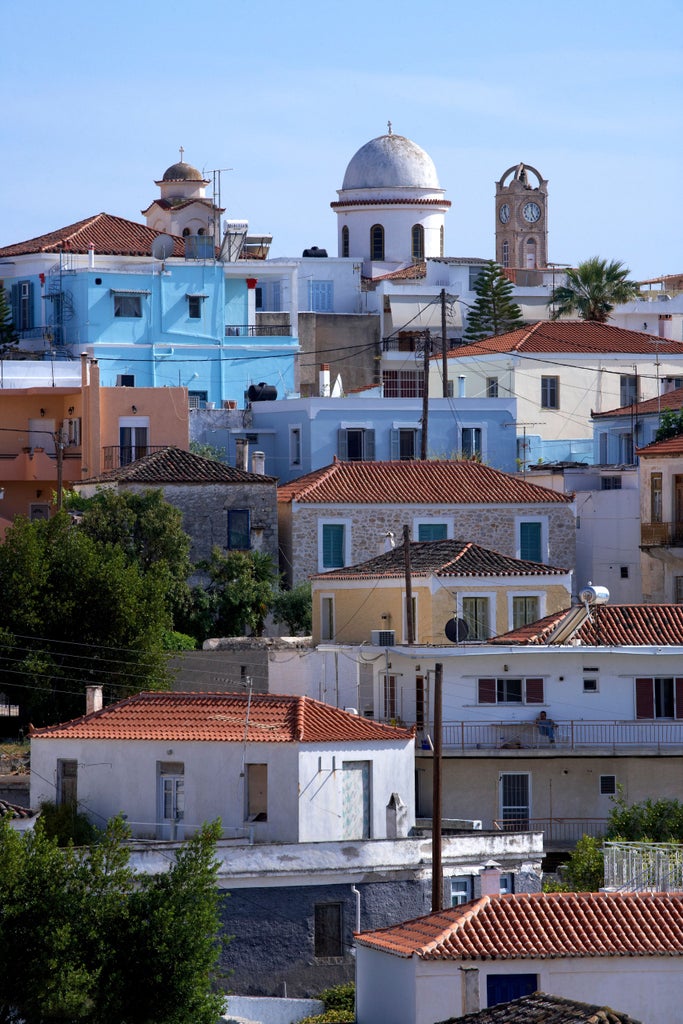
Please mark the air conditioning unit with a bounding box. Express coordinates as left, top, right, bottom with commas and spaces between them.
370, 629, 396, 647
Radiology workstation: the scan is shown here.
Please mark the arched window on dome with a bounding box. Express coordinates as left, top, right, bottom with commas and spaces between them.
440, 225, 444, 258
370, 224, 384, 262
502, 240, 510, 269
525, 238, 537, 269
198, 228, 205, 236
341, 226, 350, 258
411, 225, 424, 262
182, 228, 191, 237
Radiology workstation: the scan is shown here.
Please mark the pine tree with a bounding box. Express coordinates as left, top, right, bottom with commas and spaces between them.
0, 285, 19, 356
463, 261, 524, 342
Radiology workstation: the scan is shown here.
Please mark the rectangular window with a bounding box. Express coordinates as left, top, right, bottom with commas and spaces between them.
227, 509, 251, 549
499, 773, 530, 829
391, 427, 417, 461
188, 390, 208, 409
600, 775, 617, 795
450, 876, 473, 906
512, 596, 539, 628
461, 427, 482, 459
469, 267, 484, 290
635, 677, 683, 719
119, 425, 149, 465
486, 974, 537, 1008
497, 678, 523, 703
322, 524, 345, 569
320, 597, 334, 641
486, 377, 499, 398
246, 763, 268, 821
675, 577, 683, 604
519, 521, 543, 562
462, 597, 490, 641
187, 295, 202, 318
478, 678, 544, 705
314, 903, 343, 958
418, 522, 448, 541
601, 476, 622, 490
338, 428, 375, 461
618, 432, 634, 464
11, 280, 34, 331
499, 873, 514, 895
116, 374, 136, 387
158, 761, 184, 826
29, 503, 50, 521
382, 370, 424, 398
541, 376, 559, 409
308, 281, 334, 312
651, 473, 663, 523
114, 294, 142, 318
289, 427, 302, 467
620, 566, 629, 579
383, 675, 397, 720
583, 677, 598, 692
620, 374, 638, 407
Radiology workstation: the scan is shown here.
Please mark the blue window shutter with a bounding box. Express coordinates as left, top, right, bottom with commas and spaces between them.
365, 430, 375, 461
27, 281, 34, 328
520, 522, 542, 562
10, 283, 19, 327
322, 524, 345, 568
390, 429, 399, 460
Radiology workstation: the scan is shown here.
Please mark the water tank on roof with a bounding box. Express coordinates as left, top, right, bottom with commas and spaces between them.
247, 382, 278, 402
302, 246, 328, 257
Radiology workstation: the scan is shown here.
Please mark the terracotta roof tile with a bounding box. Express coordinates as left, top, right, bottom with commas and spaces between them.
438, 991, 641, 1024
355, 891, 683, 960
636, 434, 683, 457
442, 321, 683, 358
30, 691, 415, 743
371, 262, 427, 282
593, 385, 683, 419
81, 446, 276, 485
490, 603, 683, 646
0, 213, 188, 258
311, 539, 568, 580
278, 460, 573, 506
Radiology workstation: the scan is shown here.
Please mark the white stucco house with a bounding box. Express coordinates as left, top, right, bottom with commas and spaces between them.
355, 891, 683, 1024
29, 690, 415, 842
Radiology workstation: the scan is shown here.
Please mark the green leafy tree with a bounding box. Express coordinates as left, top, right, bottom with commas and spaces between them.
606, 793, 683, 842
463, 261, 524, 342
0, 514, 172, 725
543, 834, 605, 893
0, 816, 225, 1024
271, 580, 312, 635
655, 408, 683, 442
0, 286, 19, 356
193, 548, 277, 638
549, 257, 639, 322
190, 440, 227, 462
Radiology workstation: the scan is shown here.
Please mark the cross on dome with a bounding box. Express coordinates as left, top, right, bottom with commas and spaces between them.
387, 120, 392, 135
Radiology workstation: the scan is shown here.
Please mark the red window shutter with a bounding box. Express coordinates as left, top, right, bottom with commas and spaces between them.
635, 678, 654, 719
525, 678, 544, 704
676, 679, 683, 719
478, 678, 496, 704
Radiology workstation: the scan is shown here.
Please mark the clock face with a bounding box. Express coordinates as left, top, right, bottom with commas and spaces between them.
523, 201, 541, 223
499, 203, 510, 224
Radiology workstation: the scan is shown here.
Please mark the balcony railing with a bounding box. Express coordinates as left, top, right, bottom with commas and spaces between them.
640, 521, 683, 547
493, 818, 607, 845
102, 445, 170, 471
437, 720, 683, 753
225, 324, 291, 337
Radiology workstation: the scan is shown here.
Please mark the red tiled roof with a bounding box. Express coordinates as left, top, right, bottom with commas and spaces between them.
438, 991, 640, 1024
311, 539, 568, 581
490, 603, 683, 646
81, 446, 276, 485
442, 321, 683, 358
30, 691, 414, 742
355, 891, 683, 960
593, 385, 683, 419
372, 262, 427, 282
277, 460, 573, 506
636, 434, 683, 457
0, 213, 187, 258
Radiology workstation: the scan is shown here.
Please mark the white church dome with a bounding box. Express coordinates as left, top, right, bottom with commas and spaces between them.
341, 133, 440, 190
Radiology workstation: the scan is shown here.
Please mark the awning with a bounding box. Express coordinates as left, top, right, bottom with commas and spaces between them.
388, 294, 462, 331
109, 288, 151, 296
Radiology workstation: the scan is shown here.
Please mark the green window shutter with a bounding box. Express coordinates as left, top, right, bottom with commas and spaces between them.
520, 522, 542, 562
418, 523, 447, 541
322, 524, 345, 568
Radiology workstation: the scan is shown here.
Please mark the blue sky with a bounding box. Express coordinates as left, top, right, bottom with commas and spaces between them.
3, 0, 682, 280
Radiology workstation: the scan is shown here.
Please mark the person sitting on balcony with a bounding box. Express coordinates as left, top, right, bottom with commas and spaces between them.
535, 710, 556, 744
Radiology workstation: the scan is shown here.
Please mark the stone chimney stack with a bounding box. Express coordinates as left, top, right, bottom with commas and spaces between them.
235, 437, 249, 472
86, 685, 103, 715
252, 451, 266, 475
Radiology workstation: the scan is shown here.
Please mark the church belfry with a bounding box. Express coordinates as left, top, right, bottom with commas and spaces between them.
495, 163, 548, 270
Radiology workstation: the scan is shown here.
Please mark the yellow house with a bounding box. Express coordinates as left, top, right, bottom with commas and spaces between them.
311, 538, 572, 646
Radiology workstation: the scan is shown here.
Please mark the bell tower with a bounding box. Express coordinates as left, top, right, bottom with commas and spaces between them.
495, 163, 548, 270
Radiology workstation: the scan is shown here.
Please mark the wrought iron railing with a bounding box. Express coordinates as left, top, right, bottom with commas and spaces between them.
493, 818, 607, 843
224, 324, 291, 337
438, 719, 683, 752
102, 445, 170, 471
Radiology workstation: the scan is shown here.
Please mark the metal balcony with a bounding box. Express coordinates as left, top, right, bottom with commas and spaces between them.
436, 719, 683, 753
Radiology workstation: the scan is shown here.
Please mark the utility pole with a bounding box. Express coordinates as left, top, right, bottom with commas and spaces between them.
421, 330, 430, 460
441, 289, 449, 398
431, 662, 443, 911
402, 524, 414, 645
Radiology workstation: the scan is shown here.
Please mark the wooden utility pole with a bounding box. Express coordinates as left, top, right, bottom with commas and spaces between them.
420, 330, 430, 459
441, 289, 449, 397
431, 662, 443, 911
402, 524, 414, 645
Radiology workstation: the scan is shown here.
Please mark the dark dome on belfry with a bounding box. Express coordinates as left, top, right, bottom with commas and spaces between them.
342, 133, 440, 190
162, 161, 205, 182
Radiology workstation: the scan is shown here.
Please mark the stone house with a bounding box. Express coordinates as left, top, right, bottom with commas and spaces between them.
636, 433, 683, 603
76, 445, 278, 564
277, 459, 576, 587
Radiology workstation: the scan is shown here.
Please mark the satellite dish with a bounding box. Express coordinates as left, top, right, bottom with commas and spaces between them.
445, 617, 469, 643
151, 234, 175, 261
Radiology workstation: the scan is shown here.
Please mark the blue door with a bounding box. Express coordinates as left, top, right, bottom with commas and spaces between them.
486, 973, 537, 1007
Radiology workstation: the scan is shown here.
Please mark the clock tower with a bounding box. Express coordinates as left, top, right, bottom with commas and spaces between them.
495, 163, 548, 270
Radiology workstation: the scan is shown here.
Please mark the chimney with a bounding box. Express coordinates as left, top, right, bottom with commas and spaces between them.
252, 451, 266, 475
86, 685, 103, 715
458, 375, 466, 398
319, 363, 331, 397
235, 437, 249, 472
479, 860, 502, 896
88, 244, 95, 269
460, 967, 480, 1015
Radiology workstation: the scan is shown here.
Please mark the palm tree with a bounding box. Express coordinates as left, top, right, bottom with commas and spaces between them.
549, 257, 639, 322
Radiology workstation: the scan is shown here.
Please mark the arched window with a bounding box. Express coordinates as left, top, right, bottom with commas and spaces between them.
370, 224, 384, 261
525, 238, 536, 269
341, 225, 350, 258
411, 224, 424, 262
440, 225, 444, 257
502, 240, 510, 268
198, 228, 205, 236
182, 227, 191, 237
